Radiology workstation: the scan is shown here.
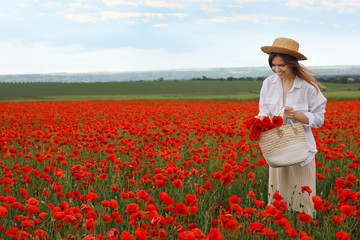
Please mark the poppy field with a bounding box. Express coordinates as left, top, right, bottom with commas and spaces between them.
0, 100, 359, 240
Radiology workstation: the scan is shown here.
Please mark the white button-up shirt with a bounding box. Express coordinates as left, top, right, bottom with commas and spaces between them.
258, 74, 327, 166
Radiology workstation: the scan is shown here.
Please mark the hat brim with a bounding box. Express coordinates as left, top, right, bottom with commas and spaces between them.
261, 46, 307, 60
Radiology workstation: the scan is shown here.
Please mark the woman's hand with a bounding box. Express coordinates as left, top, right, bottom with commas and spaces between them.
284, 106, 296, 119
284, 106, 309, 124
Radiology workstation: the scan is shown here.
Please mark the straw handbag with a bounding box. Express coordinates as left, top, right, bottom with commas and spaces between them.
258, 108, 308, 168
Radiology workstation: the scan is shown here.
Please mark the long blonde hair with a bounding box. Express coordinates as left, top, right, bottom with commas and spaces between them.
269, 53, 326, 91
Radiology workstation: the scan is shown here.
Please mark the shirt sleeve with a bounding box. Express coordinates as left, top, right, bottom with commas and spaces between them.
303, 86, 327, 128
258, 80, 271, 117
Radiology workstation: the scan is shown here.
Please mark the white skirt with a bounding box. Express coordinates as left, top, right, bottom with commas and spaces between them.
268, 159, 316, 216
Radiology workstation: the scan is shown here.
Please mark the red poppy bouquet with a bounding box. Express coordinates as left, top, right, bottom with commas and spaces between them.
243, 115, 284, 141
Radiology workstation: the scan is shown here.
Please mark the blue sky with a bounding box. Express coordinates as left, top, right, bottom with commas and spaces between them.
1, 0, 359, 74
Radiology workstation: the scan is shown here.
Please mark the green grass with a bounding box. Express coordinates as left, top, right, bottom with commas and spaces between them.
0, 80, 359, 102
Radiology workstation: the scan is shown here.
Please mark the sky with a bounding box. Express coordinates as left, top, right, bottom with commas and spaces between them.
1, 0, 359, 74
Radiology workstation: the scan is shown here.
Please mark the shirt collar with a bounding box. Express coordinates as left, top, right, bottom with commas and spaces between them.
271, 74, 303, 89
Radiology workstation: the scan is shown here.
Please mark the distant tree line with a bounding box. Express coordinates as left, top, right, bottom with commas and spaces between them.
181, 75, 360, 83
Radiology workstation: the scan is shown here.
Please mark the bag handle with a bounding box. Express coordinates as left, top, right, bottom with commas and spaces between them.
276, 107, 299, 135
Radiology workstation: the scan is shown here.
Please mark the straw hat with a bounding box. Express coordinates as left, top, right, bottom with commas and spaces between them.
261, 37, 307, 60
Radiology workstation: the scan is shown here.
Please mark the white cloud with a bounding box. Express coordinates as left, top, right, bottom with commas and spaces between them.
269, 16, 301, 22
15, 0, 32, 7
152, 23, 168, 27
145, 0, 184, 8
200, 6, 223, 13
102, 0, 139, 7
100, 11, 165, 21
320, 0, 360, 13
199, 13, 261, 23
167, 13, 190, 18
62, 13, 98, 23
37, 13, 47, 17
100, 11, 142, 20
41, 2, 63, 8
286, 0, 315, 7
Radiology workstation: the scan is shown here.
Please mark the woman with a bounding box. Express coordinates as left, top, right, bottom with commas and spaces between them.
257, 37, 327, 230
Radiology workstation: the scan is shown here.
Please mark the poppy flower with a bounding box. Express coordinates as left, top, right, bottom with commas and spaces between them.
185, 194, 198, 206
272, 116, 283, 127
250, 222, 265, 233
121, 231, 133, 240
221, 173, 233, 186
172, 179, 183, 189
108, 200, 118, 210
286, 227, 298, 237
336, 231, 351, 240
174, 203, 188, 216
312, 196, 324, 211
346, 175, 357, 182
135, 228, 149, 240
21, 219, 34, 229
301, 186, 312, 194
86, 218, 96, 232
158, 228, 168, 239
299, 212, 311, 223
107, 228, 119, 238
33, 229, 49, 240
126, 203, 140, 214
228, 195, 241, 205
0, 206, 8, 219
274, 217, 290, 229
178, 231, 196, 240
340, 205, 355, 217
159, 192, 174, 206
112, 212, 123, 223
206, 228, 224, 240
261, 227, 277, 238
28, 205, 40, 214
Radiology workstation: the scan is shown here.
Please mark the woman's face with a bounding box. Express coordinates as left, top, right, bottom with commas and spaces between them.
271, 56, 294, 80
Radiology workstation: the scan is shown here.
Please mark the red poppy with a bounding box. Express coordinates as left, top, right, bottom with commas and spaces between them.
158, 228, 168, 239
28, 205, 40, 214
159, 192, 174, 205
340, 205, 355, 217
33, 229, 49, 240
228, 195, 241, 205
174, 203, 188, 216
21, 219, 34, 229
336, 231, 351, 240
346, 175, 357, 182
126, 203, 140, 214
121, 231, 133, 240
172, 179, 183, 189
206, 228, 224, 240
185, 194, 198, 206
86, 218, 96, 232
0, 206, 8, 219
112, 212, 123, 223
108, 200, 118, 210
107, 228, 119, 238
274, 217, 290, 229
135, 228, 149, 240
221, 173, 233, 186
301, 186, 312, 194
286, 227, 298, 237
261, 227, 277, 238
299, 212, 311, 223
250, 222, 264, 233
312, 196, 324, 211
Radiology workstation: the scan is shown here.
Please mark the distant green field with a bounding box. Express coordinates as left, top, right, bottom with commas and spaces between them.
0, 80, 359, 102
